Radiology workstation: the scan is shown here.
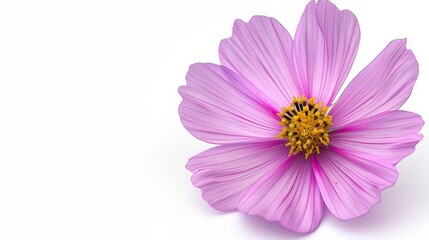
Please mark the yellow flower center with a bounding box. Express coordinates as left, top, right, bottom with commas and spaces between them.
276, 95, 333, 159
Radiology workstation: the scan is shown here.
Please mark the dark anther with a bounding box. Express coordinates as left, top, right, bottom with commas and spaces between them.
294, 102, 301, 111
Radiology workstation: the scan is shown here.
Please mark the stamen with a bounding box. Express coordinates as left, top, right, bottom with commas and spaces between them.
276, 95, 333, 159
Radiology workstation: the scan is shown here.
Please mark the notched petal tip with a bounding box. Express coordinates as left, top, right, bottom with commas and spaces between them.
389, 38, 408, 51
177, 85, 187, 97
219, 15, 282, 55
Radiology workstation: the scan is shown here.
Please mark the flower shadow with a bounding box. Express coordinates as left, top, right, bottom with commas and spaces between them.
239, 214, 310, 239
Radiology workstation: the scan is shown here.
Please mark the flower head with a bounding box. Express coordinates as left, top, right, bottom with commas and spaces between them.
178, 0, 423, 233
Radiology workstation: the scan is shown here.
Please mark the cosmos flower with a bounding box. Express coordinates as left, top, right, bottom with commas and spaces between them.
178, 0, 423, 233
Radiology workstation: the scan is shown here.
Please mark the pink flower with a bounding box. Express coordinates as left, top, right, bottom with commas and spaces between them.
178, 0, 423, 233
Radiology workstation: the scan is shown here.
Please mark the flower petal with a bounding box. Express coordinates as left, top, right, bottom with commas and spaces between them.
179, 63, 280, 144
186, 141, 287, 211
329, 39, 418, 129
313, 147, 398, 220
293, 0, 360, 106
238, 155, 324, 233
219, 16, 300, 107
330, 110, 423, 165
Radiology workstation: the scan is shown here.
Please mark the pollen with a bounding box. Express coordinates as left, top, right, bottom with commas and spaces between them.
276, 95, 333, 159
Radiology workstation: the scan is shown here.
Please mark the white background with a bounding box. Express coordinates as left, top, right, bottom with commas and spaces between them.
0, 0, 428, 239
